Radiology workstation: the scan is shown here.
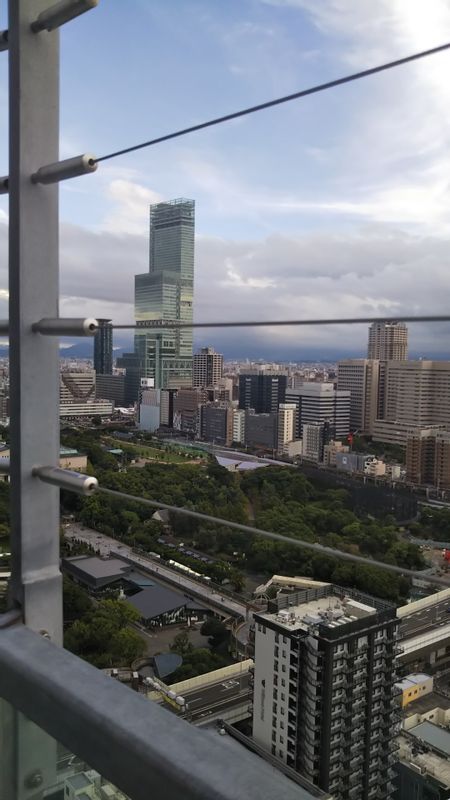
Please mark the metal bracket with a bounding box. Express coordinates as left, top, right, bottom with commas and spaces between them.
32, 466, 98, 495
32, 317, 98, 336
31, 0, 98, 33
31, 153, 97, 185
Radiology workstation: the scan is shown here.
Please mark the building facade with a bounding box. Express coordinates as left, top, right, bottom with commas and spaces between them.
303, 423, 325, 462
285, 383, 350, 439
133, 198, 195, 390
173, 388, 207, 436
244, 410, 278, 451
337, 359, 380, 434
376, 361, 450, 445
193, 346, 223, 388
201, 403, 233, 446
367, 321, 408, 361
406, 427, 450, 488
95, 374, 126, 407
239, 373, 287, 414
93, 318, 113, 375
277, 403, 297, 453
232, 409, 246, 444
252, 585, 399, 799
60, 371, 113, 418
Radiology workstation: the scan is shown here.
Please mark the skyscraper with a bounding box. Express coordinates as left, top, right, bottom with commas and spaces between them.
337, 359, 380, 434
252, 584, 399, 799
193, 346, 223, 387
93, 318, 113, 375
367, 321, 408, 361
134, 198, 195, 389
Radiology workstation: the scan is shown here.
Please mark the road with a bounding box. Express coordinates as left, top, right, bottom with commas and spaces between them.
160, 672, 252, 723
64, 523, 248, 619
399, 597, 450, 638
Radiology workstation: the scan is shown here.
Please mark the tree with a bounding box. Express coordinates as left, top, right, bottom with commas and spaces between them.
201, 617, 228, 648
170, 630, 194, 658
230, 569, 245, 593
63, 576, 92, 622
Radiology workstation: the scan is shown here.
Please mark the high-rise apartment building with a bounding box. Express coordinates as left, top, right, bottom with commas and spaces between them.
367, 321, 408, 361
232, 409, 246, 444
303, 423, 325, 462
93, 318, 113, 375
239, 373, 287, 414
406, 426, 450, 488
285, 383, 350, 439
252, 584, 399, 799
134, 198, 195, 390
373, 361, 450, 445
173, 387, 207, 436
337, 359, 380, 434
245, 410, 278, 451
193, 346, 223, 388
277, 403, 297, 453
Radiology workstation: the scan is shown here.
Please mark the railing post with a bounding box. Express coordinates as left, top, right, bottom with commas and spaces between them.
8, 0, 62, 643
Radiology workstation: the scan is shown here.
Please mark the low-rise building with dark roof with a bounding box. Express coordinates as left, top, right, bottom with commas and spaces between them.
126, 584, 209, 627
62, 555, 132, 594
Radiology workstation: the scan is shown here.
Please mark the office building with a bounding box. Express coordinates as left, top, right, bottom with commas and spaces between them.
239, 373, 287, 414
60, 371, 113, 418
93, 318, 113, 375
232, 409, 246, 444
373, 361, 450, 445
95, 374, 126, 407
134, 198, 195, 390
193, 346, 223, 388
139, 388, 161, 432
367, 321, 408, 361
252, 584, 399, 799
277, 403, 297, 453
173, 388, 207, 436
302, 423, 325, 462
337, 359, 379, 434
335, 452, 376, 474
201, 403, 233, 446
285, 383, 350, 439
245, 410, 278, 451
160, 388, 178, 428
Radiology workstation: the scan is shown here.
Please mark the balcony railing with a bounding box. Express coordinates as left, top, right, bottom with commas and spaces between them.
0, 622, 305, 800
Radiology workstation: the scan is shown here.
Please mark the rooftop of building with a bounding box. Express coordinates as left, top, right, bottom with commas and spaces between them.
398, 726, 450, 789
397, 673, 432, 691
409, 720, 450, 757
62, 556, 131, 580
258, 586, 378, 633
126, 584, 207, 620
403, 691, 450, 715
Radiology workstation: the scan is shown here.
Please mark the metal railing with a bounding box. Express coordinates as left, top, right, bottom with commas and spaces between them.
0, 622, 308, 800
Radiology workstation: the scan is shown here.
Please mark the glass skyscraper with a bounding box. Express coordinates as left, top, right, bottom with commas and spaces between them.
134, 198, 194, 389
93, 318, 113, 375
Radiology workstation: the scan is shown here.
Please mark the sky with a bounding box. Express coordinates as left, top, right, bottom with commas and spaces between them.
0, 0, 450, 359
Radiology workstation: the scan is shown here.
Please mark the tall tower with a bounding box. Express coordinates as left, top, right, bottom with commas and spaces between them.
367, 322, 408, 361
93, 319, 113, 375
134, 198, 195, 389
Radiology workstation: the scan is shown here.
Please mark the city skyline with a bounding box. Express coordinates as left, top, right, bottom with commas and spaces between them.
0, 2, 449, 356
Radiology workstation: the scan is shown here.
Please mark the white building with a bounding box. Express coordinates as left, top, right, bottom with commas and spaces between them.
232, 409, 246, 444
277, 403, 297, 454
285, 383, 350, 439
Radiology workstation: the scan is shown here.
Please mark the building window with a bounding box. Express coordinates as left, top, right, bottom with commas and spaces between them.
263, 626, 266, 634
281, 679, 286, 687
274, 675, 278, 687
283, 636, 287, 644
274, 660, 278, 672
273, 702, 277, 713
272, 730, 276, 742
282, 664, 286, 673
281, 693, 285, 701
275, 633, 279, 643
280, 721, 284, 730
273, 689, 278, 700
282, 650, 286, 658
271, 745, 276, 756
275, 646, 279, 657
279, 749, 283, 758
281, 708, 285, 716
280, 736, 284, 744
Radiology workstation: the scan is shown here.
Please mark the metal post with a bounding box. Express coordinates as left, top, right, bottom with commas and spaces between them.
8, 0, 62, 644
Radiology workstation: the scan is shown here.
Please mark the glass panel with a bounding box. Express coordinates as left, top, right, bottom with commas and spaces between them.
0, 700, 130, 800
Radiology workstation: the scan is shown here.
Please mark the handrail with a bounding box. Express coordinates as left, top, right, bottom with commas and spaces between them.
0, 623, 305, 800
